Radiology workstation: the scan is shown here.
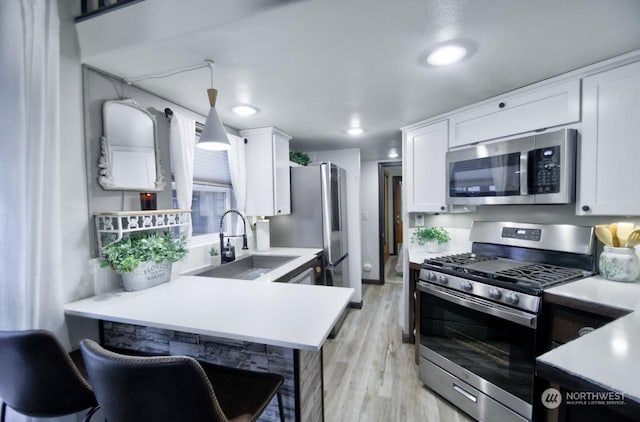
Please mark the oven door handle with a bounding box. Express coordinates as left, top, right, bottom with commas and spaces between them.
418, 282, 537, 328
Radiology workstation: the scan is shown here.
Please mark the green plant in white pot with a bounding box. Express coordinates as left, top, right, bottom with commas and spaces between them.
412, 226, 450, 253
209, 246, 221, 266
100, 231, 188, 291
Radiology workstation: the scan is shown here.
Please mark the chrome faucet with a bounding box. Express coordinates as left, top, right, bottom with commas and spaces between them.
219, 210, 249, 263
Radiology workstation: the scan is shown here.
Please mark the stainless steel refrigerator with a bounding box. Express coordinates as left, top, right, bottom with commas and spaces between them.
269, 162, 350, 334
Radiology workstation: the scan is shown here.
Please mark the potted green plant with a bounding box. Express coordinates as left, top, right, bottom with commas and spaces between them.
209, 246, 221, 266
289, 151, 310, 166
100, 231, 188, 291
412, 226, 450, 253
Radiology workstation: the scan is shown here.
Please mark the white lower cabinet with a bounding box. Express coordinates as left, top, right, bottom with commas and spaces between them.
577, 61, 640, 216
404, 120, 449, 213
240, 127, 292, 216
449, 79, 580, 148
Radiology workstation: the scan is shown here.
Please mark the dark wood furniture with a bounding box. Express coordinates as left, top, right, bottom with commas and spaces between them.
408, 262, 421, 364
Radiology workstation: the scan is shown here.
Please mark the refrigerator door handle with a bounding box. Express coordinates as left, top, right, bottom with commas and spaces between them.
327, 253, 348, 267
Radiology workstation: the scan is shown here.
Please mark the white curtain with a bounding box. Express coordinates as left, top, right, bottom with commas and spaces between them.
227, 135, 247, 234
170, 112, 196, 238
0, 2, 68, 419
0, 0, 65, 336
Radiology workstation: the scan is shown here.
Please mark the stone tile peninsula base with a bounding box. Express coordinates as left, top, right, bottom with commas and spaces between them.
102, 321, 323, 422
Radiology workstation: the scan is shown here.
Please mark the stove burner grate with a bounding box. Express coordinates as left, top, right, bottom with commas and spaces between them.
494, 264, 584, 285
425, 253, 498, 267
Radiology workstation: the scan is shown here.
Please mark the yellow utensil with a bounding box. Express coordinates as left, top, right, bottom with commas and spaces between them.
616, 222, 636, 246
625, 229, 640, 248
608, 223, 619, 247
595, 225, 614, 247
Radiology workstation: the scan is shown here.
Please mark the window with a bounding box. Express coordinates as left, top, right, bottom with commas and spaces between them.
173, 184, 231, 236
172, 130, 234, 238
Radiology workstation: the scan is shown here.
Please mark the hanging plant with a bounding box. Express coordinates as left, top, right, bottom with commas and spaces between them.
289, 151, 310, 166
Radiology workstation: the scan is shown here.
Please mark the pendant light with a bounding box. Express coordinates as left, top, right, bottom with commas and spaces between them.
197, 60, 231, 151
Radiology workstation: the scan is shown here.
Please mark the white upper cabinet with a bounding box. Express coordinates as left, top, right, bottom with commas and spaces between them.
449, 80, 581, 148
404, 120, 449, 213
240, 127, 292, 216
577, 61, 640, 216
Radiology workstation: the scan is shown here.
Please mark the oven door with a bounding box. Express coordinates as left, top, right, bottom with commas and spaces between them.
446, 135, 533, 206
418, 282, 537, 419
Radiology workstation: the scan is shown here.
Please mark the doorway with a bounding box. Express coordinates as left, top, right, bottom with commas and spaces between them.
377, 161, 402, 284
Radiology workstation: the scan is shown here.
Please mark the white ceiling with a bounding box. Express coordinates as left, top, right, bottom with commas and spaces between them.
76, 0, 640, 161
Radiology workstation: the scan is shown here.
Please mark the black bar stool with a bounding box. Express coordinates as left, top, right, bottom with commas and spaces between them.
80, 339, 285, 422
0, 330, 99, 422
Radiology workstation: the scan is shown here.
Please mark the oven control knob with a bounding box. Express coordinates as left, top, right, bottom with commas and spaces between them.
437, 274, 448, 284
461, 281, 473, 291
505, 292, 519, 305
488, 287, 502, 299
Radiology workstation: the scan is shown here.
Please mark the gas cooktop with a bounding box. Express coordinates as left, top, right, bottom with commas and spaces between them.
423, 252, 586, 291
420, 222, 596, 300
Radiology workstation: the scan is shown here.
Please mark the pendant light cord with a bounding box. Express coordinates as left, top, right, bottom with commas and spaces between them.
124, 59, 215, 85
208, 61, 215, 89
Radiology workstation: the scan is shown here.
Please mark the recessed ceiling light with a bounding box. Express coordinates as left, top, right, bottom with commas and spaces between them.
388, 150, 399, 159
426, 44, 467, 66
347, 127, 364, 136
231, 104, 258, 116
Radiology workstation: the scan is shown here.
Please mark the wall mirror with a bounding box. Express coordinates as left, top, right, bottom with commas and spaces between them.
98, 99, 165, 191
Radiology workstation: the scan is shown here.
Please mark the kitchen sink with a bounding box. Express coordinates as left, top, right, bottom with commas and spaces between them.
192, 254, 298, 280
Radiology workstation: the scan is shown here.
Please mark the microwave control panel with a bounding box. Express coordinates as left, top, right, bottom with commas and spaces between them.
529, 146, 561, 194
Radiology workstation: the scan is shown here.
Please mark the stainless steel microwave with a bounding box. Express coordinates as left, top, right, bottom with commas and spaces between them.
446, 129, 577, 206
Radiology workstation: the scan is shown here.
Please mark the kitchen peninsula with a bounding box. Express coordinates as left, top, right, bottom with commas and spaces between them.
64, 248, 353, 422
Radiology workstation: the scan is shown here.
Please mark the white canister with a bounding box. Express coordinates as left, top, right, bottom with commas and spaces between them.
256, 219, 270, 251
599, 246, 640, 282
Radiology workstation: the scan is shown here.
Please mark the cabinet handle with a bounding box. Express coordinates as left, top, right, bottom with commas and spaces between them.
440, 206, 446, 211
581, 205, 590, 212
278, 209, 282, 213
498, 102, 506, 109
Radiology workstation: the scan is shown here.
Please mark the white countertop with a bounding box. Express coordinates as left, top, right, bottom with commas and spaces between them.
537, 275, 640, 402
65, 248, 354, 351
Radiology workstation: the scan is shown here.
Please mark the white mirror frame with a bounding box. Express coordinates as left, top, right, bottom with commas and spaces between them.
98, 99, 166, 191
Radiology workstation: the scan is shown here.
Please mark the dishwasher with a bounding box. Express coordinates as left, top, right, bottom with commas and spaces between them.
276, 254, 323, 285
287, 267, 315, 285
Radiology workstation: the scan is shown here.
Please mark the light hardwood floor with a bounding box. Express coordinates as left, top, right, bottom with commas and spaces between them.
323, 271, 472, 422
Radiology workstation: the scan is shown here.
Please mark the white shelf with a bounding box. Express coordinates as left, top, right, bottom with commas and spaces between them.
95, 209, 191, 250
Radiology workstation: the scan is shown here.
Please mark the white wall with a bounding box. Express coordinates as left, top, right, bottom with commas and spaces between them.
59, 0, 93, 304
308, 149, 362, 304
360, 160, 380, 281
58, 2, 249, 344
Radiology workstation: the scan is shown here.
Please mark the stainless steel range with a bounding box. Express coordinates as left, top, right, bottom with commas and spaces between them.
417, 221, 595, 422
